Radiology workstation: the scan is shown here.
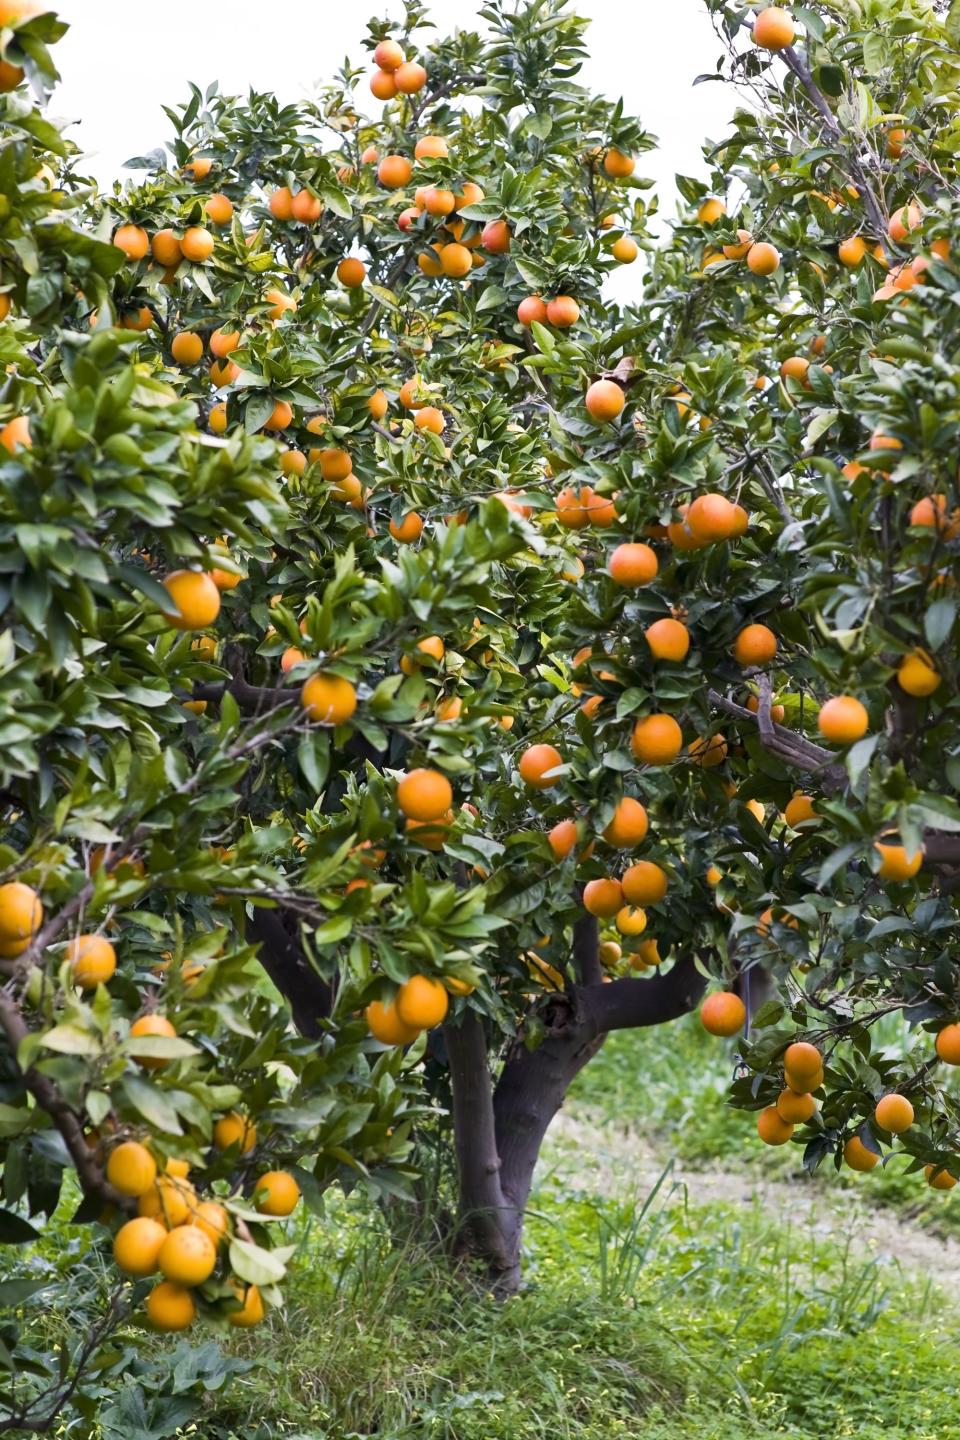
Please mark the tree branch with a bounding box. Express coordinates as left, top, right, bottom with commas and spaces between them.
443, 1009, 513, 1277
571, 911, 601, 986
246, 908, 332, 1037
577, 954, 707, 1036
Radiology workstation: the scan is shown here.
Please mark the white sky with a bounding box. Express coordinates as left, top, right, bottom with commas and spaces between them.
49, 0, 736, 299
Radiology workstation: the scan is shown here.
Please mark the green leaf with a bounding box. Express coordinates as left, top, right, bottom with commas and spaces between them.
229, 1236, 287, 1286
118, 1076, 184, 1134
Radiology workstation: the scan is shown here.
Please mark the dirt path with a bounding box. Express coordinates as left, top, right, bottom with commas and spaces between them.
543, 1105, 960, 1290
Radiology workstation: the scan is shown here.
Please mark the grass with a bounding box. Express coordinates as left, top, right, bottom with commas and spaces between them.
569, 1012, 960, 1238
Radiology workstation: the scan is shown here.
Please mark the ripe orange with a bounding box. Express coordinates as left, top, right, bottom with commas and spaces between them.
151, 228, 182, 267
291, 189, 322, 223
213, 1111, 257, 1152
265, 287, 296, 321
440, 242, 472, 277
874, 1093, 914, 1133
603, 798, 649, 848
887, 201, 921, 244
843, 1135, 879, 1172
757, 1107, 794, 1145
599, 940, 622, 966
753, 6, 796, 51
556, 487, 590, 529
875, 840, 922, 882
265, 399, 293, 431
519, 743, 564, 789
783, 1041, 821, 1081
615, 905, 647, 936
776, 1088, 816, 1124
209, 402, 228, 434
113, 224, 149, 260
838, 235, 867, 267
0, 880, 42, 955
686, 493, 738, 542
129, 1014, 176, 1069
396, 975, 449, 1029
397, 768, 453, 821
0, 414, 29, 454
374, 38, 405, 70
414, 405, 445, 434
603, 147, 634, 178
543, 820, 578, 865
280, 449, 306, 477
378, 154, 413, 189
817, 695, 868, 744
689, 733, 727, 768
722, 228, 754, 260
0, 59, 23, 90
631, 714, 683, 765
367, 388, 388, 421
481, 219, 510, 253
697, 198, 726, 224
546, 295, 579, 327
205, 192, 233, 225
227, 1281, 265, 1326
366, 996, 419, 1044
517, 296, 548, 326
113, 1216, 168, 1276
780, 356, 810, 385
608, 542, 657, 587
67, 933, 116, 988
746, 241, 781, 276
191, 1201, 230, 1247
414, 134, 447, 159
316, 448, 352, 482
269, 186, 294, 220
370, 67, 396, 99
784, 793, 816, 827
935, 1024, 960, 1064
301, 673, 358, 725
897, 649, 940, 696
138, 1175, 192, 1225
171, 330, 203, 365
583, 878, 624, 918
336, 257, 366, 287
210, 326, 240, 358
926, 1165, 958, 1190
159, 1225, 217, 1286
184, 155, 212, 179
389, 512, 423, 543
733, 623, 777, 667
106, 1141, 157, 1197
254, 1170, 301, 1216
162, 571, 222, 631
700, 991, 746, 1037
585, 379, 625, 423
644, 618, 690, 661
395, 61, 427, 93
147, 1281, 196, 1332
181, 226, 214, 262
621, 860, 667, 906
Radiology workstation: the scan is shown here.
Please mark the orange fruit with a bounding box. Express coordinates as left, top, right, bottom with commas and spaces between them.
414, 133, 447, 159
265, 287, 296, 320
67, 933, 117, 988
926, 1165, 958, 1190
686, 493, 738, 542
414, 405, 445, 434
776, 1089, 816, 1124
184, 155, 213, 180
583, 878, 624, 918
518, 296, 548, 326
367, 996, 420, 1044
397, 768, 453, 821
746, 241, 781, 276
838, 235, 867, 267
395, 61, 427, 93
0, 413, 28, 454
291, 189, 322, 223
378, 154, 413, 189
213, 1111, 257, 1152
113, 1216, 168, 1276
374, 38, 405, 70
389, 512, 423, 543
204, 192, 233, 225
608, 542, 657, 587
301, 673, 358, 725
158, 1226, 217, 1286
0, 880, 42, 955
265, 399, 293, 431
722, 228, 754, 259
209, 402, 228, 434
603, 147, 634, 178
875, 840, 922, 882
106, 1141, 157, 1197
210, 326, 240, 359
440, 242, 472, 277
621, 860, 667, 905
171, 330, 203, 365
753, 6, 795, 50
784, 793, 817, 827
897, 649, 940, 696
269, 186, 294, 220
631, 714, 683, 765
227, 1281, 265, 1326
783, 1041, 821, 1080
874, 1093, 914, 1133
370, 67, 397, 99
181, 226, 215, 262
481, 218, 510, 253
615, 905, 647, 936
191, 1201, 230, 1247
700, 991, 746, 1037
887, 201, 921, 244
129, 1014, 176, 1070
844, 1135, 879, 1172
935, 1024, 960, 1064
0, 59, 23, 90
548, 818, 579, 860
546, 295, 580, 327
253, 1170, 301, 1216
113, 224, 149, 260
603, 798, 649, 848
367, 388, 388, 420
757, 1107, 794, 1145
644, 618, 689, 661
697, 198, 726, 224
396, 975, 449, 1029
585, 379, 625, 423
518, 743, 564, 789
162, 571, 221, 631
151, 228, 182, 267
280, 449, 306, 476
817, 695, 868, 743
556, 487, 590, 529
138, 1175, 192, 1227
146, 1281, 196, 1331
780, 355, 810, 384
337, 257, 366, 287
733, 623, 777, 667
688, 733, 727, 768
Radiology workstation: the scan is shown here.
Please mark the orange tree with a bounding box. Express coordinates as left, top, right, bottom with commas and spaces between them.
6, 0, 960, 1408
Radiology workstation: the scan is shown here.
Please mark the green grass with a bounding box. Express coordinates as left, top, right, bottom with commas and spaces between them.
569, 1014, 960, 1238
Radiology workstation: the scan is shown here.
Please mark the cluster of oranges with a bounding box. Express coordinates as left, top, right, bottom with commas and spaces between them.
368, 37, 427, 101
